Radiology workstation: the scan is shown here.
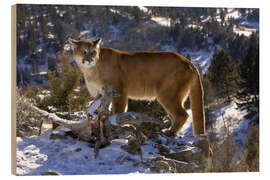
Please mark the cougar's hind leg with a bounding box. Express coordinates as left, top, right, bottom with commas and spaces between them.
157, 89, 189, 135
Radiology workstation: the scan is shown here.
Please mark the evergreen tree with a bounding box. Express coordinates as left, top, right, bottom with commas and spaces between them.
55, 19, 67, 49
47, 53, 82, 111
236, 44, 259, 111
47, 56, 57, 72
205, 49, 240, 101
23, 66, 31, 85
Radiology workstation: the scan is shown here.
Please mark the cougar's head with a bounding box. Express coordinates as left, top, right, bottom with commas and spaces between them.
69, 38, 102, 69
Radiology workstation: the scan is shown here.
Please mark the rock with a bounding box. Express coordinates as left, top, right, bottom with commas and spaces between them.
150, 158, 171, 173
193, 136, 213, 157
65, 130, 78, 139
165, 150, 194, 162
115, 154, 137, 165
42, 170, 61, 175
114, 124, 147, 145
49, 132, 67, 140
156, 144, 170, 155
149, 157, 198, 173
194, 136, 211, 156
121, 139, 142, 159
163, 135, 212, 169
74, 148, 82, 152
116, 112, 165, 137
94, 138, 111, 158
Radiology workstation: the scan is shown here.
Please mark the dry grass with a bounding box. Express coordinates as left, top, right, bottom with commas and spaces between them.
16, 89, 44, 137
205, 119, 259, 172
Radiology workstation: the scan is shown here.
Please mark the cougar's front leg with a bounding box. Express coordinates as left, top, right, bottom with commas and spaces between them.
112, 94, 128, 114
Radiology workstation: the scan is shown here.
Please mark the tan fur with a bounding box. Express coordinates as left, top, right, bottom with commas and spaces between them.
69, 38, 205, 136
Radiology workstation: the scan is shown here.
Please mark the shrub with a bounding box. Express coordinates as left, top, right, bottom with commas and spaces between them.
128, 100, 167, 120
16, 88, 43, 137
245, 124, 259, 171
46, 52, 87, 112
205, 123, 259, 172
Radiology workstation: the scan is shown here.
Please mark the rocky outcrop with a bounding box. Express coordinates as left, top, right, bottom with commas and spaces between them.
37, 85, 212, 173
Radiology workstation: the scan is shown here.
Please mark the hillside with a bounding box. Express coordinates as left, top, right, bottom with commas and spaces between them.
15, 5, 259, 174
16, 5, 259, 86
16, 101, 256, 175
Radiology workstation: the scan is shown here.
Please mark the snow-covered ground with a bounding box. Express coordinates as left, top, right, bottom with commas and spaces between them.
137, 6, 171, 27
209, 103, 251, 145
180, 102, 252, 146
151, 17, 171, 27
16, 131, 150, 175
233, 26, 254, 37
181, 47, 216, 74
137, 6, 150, 14
16, 101, 254, 175
201, 8, 258, 37
161, 44, 216, 74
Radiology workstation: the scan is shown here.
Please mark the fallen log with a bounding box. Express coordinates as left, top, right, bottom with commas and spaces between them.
34, 85, 118, 142
33, 84, 169, 158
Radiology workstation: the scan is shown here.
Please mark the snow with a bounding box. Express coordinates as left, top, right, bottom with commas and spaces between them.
79, 30, 91, 38
16, 131, 151, 175
109, 25, 121, 40
187, 24, 203, 30
215, 8, 241, 23
48, 106, 57, 112
109, 114, 118, 126
211, 8, 258, 37
225, 9, 241, 20
233, 27, 253, 37
208, 102, 253, 146
151, 17, 171, 27
47, 33, 55, 39
178, 109, 193, 137
240, 21, 259, 29
201, 16, 211, 23
47, 22, 54, 27
16, 142, 48, 175
160, 44, 177, 52
180, 46, 216, 74
179, 101, 252, 147
109, 8, 121, 15
38, 71, 47, 75
137, 6, 149, 14
16, 100, 255, 175
160, 44, 216, 74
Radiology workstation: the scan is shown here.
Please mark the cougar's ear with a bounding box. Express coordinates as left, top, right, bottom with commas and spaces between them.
68, 38, 79, 49
93, 38, 102, 48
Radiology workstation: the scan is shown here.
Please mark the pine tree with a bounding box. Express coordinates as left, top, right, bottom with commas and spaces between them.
47, 53, 82, 111
55, 19, 67, 48
205, 49, 240, 101
41, 45, 47, 65
236, 44, 259, 111
48, 56, 57, 71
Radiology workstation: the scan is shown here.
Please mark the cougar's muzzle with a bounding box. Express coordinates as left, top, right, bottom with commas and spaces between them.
82, 51, 97, 64
82, 58, 93, 64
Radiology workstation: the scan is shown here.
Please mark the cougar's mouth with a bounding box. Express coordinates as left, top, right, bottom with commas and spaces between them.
82, 58, 93, 65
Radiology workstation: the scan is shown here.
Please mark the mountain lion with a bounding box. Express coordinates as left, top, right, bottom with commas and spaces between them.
69, 38, 205, 136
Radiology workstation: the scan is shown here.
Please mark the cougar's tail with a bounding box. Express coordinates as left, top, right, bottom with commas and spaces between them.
189, 71, 206, 136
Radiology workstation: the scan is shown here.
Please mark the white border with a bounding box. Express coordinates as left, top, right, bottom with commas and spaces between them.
1, 0, 269, 179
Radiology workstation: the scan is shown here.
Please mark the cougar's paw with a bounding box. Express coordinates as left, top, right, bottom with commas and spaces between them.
161, 128, 175, 137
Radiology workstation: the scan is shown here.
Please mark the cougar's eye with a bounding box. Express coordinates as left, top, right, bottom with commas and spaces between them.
90, 51, 96, 57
